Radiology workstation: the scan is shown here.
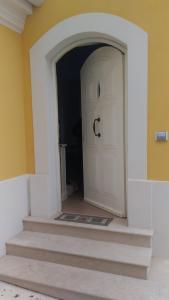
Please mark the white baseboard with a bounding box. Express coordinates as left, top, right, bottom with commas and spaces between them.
84, 197, 124, 217
0, 175, 30, 256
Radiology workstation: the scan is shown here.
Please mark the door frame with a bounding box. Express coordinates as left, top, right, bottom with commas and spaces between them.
55, 41, 127, 217
29, 13, 148, 219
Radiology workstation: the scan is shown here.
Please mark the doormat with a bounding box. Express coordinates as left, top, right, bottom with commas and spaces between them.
55, 213, 113, 226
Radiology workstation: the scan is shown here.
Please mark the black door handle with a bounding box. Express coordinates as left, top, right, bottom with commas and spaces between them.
93, 117, 101, 137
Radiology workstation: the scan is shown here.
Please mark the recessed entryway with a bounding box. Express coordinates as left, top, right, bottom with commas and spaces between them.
30, 13, 147, 220
56, 43, 126, 218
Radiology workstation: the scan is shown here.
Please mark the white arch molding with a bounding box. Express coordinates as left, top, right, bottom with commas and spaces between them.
29, 13, 148, 218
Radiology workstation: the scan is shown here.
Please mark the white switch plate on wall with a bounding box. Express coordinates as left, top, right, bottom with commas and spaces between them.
155, 131, 168, 141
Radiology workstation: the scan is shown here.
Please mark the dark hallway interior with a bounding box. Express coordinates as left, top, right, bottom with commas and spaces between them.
56, 44, 107, 201
55, 43, 121, 222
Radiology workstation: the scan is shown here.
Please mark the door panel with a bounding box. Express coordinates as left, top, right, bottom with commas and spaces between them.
81, 46, 125, 217
102, 103, 118, 147
83, 147, 102, 199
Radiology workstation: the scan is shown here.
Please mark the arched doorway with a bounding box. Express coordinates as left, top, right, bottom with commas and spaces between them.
29, 13, 147, 219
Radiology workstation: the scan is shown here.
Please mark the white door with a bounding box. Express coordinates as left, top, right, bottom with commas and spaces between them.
81, 46, 125, 217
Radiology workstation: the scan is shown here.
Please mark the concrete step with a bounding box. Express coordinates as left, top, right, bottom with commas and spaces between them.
6, 231, 152, 279
23, 216, 153, 247
0, 255, 167, 300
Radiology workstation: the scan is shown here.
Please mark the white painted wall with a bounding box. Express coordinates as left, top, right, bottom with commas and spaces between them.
30, 174, 52, 218
0, 175, 30, 256
128, 179, 153, 229
128, 179, 169, 258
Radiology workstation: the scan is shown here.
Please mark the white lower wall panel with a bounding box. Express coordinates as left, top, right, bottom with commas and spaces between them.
128, 180, 152, 229
30, 175, 53, 218
0, 175, 29, 256
128, 179, 169, 258
152, 181, 169, 258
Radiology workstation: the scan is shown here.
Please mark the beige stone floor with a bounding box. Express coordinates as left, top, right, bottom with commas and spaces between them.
62, 193, 127, 226
0, 281, 58, 299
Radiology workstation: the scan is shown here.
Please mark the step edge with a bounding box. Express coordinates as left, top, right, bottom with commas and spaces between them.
8, 231, 153, 253
23, 218, 154, 237
0, 272, 111, 300
6, 242, 152, 268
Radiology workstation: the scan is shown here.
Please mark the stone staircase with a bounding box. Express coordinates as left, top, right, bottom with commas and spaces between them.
0, 216, 153, 300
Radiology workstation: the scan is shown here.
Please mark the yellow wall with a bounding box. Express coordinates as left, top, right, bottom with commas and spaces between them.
0, 25, 26, 180
22, 0, 169, 180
